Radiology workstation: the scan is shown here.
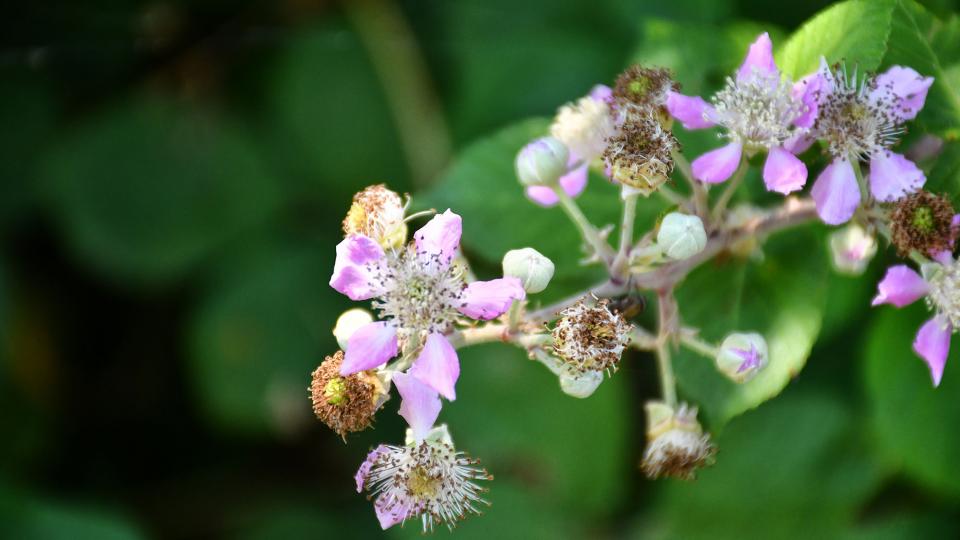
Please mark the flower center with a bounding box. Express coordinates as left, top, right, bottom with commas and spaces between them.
927, 261, 960, 329
407, 465, 440, 499
324, 377, 347, 406
371, 248, 465, 341
711, 71, 803, 150
814, 70, 901, 161
913, 206, 935, 233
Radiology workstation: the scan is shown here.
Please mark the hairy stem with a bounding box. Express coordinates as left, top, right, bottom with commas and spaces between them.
679, 330, 720, 359
673, 149, 709, 219
553, 185, 616, 264
612, 190, 639, 280
656, 290, 678, 407
712, 157, 749, 223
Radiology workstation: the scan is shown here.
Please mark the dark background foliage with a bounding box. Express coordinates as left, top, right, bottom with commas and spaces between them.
2, 0, 960, 538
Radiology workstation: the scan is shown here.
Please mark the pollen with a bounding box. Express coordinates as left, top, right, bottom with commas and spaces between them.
813, 66, 902, 161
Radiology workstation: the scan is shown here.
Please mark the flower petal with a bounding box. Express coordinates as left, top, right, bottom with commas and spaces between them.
869, 151, 925, 202
665, 91, 717, 130
525, 162, 587, 207
414, 209, 462, 265
589, 84, 613, 103
737, 32, 778, 82
783, 133, 816, 154
330, 235, 385, 301
394, 371, 442, 441
763, 145, 808, 194
374, 498, 407, 530
355, 445, 389, 492
871, 265, 929, 307
811, 158, 860, 225
458, 277, 526, 321
873, 65, 934, 121
408, 333, 461, 400
913, 316, 951, 387
691, 142, 742, 184
792, 72, 826, 128
341, 321, 398, 375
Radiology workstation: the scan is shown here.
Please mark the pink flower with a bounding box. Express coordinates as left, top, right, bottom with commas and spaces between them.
329, 210, 525, 399
807, 60, 934, 224
872, 260, 960, 386
665, 33, 809, 194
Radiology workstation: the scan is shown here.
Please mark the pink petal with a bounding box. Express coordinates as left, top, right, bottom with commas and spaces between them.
525, 162, 588, 207
374, 498, 407, 529
355, 445, 388, 492
869, 152, 925, 203
329, 235, 385, 301
458, 277, 525, 321
871, 265, 928, 307
665, 91, 717, 130
737, 32, 778, 83
872, 65, 934, 121
811, 158, 860, 225
763, 145, 808, 194
792, 72, 826, 128
589, 84, 613, 103
691, 141, 742, 184
913, 316, 952, 387
341, 321, 398, 375
394, 371, 442, 441
783, 133, 816, 154
414, 209, 462, 266
408, 333, 461, 400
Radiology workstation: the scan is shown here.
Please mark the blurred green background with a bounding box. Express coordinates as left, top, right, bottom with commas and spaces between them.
3, 0, 960, 538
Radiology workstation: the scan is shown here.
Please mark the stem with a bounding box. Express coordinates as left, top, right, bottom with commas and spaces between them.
446, 324, 552, 350
611, 190, 639, 280
712, 157, 748, 223
850, 156, 871, 206
658, 185, 687, 206
679, 331, 719, 359
656, 290, 678, 407
553, 185, 616, 264
344, 0, 451, 188
507, 300, 523, 332
673, 149, 709, 219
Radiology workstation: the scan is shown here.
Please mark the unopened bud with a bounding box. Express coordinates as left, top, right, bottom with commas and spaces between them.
717, 332, 768, 383
828, 224, 877, 276
516, 137, 569, 187
657, 212, 707, 260
333, 308, 374, 350
559, 369, 604, 398
502, 248, 555, 293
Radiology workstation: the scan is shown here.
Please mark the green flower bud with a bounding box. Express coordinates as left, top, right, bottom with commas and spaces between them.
657, 212, 707, 260
502, 247, 555, 293
717, 332, 768, 383
515, 137, 569, 187
559, 369, 603, 398
333, 308, 374, 350
828, 224, 877, 276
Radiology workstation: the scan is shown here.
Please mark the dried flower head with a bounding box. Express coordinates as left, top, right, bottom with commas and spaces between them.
613, 65, 678, 124
925, 259, 960, 329
603, 115, 678, 194
890, 191, 956, 257
552, 298, 632, 375
343, 184, 407, 249
356, 440, 492, 532
310, 351, 386, 438
640, 402, 716, 480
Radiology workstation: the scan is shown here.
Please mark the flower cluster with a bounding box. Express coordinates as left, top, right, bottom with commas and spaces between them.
310, 21, 952, 534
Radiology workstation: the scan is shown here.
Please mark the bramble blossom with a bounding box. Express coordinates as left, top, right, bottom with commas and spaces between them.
330, 209, 525, 400
807, 60, 934, 224
666, 33, 810, 194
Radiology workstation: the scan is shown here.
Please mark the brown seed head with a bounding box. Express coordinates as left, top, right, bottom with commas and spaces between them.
890, 191, 955, 257
309, 351, 385, 439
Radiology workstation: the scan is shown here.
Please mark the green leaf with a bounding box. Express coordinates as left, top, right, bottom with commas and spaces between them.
0, 488, 144, 540
189, 242, 345, 435
865, 303, 960, 497
423, 118, 659, 303
882, 1, 960, 137
776, 0, 896, 79
44, 98, 282, 284
673, 228, 827, 427
640, 393, 882, 540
